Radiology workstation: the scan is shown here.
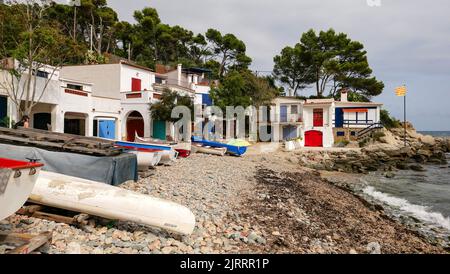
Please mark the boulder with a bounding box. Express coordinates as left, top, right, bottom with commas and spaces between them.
417, 149, 432, 158
419, 135, 436, 146
409, 164, 426, 172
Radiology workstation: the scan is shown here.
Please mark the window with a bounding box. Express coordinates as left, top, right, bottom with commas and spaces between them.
34, 70, 49, 79
131, 78, 141, 92
155, 77, 163, 84
291, 105, 298, 114
67, 84, 83, 91
313, 109, 323, 127
337, 131, 345, 137
351, 131, 356, 136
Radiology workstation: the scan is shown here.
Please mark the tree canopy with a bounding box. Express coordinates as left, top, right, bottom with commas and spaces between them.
273, 28, 384, 100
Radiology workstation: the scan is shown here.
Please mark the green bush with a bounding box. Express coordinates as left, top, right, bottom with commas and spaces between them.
380, 109, 401, 129
372, 131, 386, 142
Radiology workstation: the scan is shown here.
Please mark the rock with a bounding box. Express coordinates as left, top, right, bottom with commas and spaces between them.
384, 172, 395, 179
272, 231, 281, 236
148, 240, 161, 251
409, 164, 426, 172
66, 242, 82, 254
161, 246, 175, 254
417, 149, 432, 158
419, 135, 436, 146
349, 249, 358, 254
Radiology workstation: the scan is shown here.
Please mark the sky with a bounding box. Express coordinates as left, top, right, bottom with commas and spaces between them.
104, 0, 450, 131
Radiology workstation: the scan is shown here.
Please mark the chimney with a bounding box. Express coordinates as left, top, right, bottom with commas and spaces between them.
340, 89, 348, 102
177, 64, 182, 86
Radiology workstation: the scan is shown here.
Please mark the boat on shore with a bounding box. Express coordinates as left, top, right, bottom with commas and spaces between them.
191, 136, 248, 156
134, 134, 191, 159
30, 171, 196, 235
0, 158, 44, 221
115, 140, 178, 165
191, 144, 227, 156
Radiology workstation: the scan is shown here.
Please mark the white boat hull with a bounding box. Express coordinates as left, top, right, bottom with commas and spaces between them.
0, 159, 43, 221
30, 171, 196, 235
129, 150, 162, 171
192, 145, 227, 156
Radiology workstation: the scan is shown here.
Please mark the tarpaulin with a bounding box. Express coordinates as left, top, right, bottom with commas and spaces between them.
0, 143, 138, 186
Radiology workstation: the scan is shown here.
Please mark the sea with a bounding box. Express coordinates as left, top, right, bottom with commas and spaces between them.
358, 131, 450, 247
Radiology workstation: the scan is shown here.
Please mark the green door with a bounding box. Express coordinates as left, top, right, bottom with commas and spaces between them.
152, 120, 166, 140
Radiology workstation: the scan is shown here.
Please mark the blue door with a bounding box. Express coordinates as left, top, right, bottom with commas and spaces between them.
202, 94, 213, 106
283, 126, 297, 141
99, 120, 116, 140
280, 105, 288, 122
335, 108, 344, 128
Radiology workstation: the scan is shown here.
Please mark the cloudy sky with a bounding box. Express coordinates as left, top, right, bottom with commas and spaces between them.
106, 0, 450, 130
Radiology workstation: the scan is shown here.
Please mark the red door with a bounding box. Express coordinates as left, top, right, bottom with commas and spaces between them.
126, 119, 144, 141
305, 130, 323, 147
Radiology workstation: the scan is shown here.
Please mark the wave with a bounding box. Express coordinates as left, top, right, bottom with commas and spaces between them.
362, 186, 450, 231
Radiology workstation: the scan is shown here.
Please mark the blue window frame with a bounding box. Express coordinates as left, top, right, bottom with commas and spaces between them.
337, 131, 345, 137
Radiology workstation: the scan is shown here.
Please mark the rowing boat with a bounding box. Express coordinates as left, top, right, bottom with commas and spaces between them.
135, 134, 191, 158
116, 140, 178, 165
0, 158, 44, 221
191, 144, 227, 156
30, 171, 196, 235
191, 136, 247, 156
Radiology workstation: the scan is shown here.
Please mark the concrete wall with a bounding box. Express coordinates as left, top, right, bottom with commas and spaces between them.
61, 64, 121, 99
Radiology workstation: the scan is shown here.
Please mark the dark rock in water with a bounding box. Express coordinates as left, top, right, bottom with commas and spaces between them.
384, 172, 396, 179
396, 162, 409, 170
409, 164, 426, 172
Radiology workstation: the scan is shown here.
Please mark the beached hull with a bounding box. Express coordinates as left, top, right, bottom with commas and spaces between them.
135, 135, 191, 159
0, 158, 43, 221
191, 137, 247, 156
129, 150, 162, 171
30, 171, 196, 235
192, 145, 227, 156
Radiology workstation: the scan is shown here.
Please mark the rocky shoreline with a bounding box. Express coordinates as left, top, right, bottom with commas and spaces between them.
1, 149, 447, 254
298, 127, 450, 175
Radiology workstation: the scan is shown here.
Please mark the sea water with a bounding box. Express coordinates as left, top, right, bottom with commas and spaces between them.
358, 132, 450, 246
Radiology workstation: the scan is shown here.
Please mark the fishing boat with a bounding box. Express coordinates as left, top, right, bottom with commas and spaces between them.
0, 158, 44, 221
30, 171, 196, 235
134, 134, 191, 159
191, 136, 248, 156
191, 144, 227, 156
115, 140, 178, 165
115, 145, 163, 171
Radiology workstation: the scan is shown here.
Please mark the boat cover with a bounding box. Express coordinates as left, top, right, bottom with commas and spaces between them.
0, 143, 137, 186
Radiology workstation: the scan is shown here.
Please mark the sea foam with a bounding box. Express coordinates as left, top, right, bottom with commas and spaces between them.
363, 186, 450, 231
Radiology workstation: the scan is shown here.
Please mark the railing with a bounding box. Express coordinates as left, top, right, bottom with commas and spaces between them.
357, 122, 384, 140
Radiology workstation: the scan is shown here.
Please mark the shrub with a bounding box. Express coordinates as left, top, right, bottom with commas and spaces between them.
380, 109, 401, 129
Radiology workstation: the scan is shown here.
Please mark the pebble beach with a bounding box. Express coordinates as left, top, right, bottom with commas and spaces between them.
0, 151, 446, 254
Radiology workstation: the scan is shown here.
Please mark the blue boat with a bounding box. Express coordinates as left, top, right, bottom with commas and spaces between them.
115, 141, 172, 151
191, 136, 247, 156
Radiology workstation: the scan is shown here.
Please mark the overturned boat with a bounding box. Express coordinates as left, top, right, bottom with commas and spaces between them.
0, 158, 44, 221
30, 171, 196, 235
133, 135, 191, 160
191, 136, 248, 156
191, 144, 227, 156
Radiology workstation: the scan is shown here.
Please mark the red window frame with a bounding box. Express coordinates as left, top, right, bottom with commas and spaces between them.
131, 78, 141, 92
313, 109, 323, 127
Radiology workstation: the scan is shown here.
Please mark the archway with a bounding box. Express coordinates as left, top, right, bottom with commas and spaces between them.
126, 111, 144, 142
64, 112, 88, 136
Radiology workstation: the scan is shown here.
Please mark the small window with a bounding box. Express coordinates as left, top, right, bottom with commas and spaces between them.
291, 105, 298, 114
131, 78, 141, 92
313, 109, 324, 127
34, 70, 49, 79
351, 131, 356, 136
67, 84, 83, 91
155, 77, 163, 84
337, 131, 345, 137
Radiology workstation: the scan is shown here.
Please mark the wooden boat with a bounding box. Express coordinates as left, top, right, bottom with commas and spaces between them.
30, 171, 196, 235
115, 140, 178, 165
114, 144, 162, 170
191, 136, 247, 156
135, 134, 191, 158
0, 158, 44, 221
191, 144, 227, 156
